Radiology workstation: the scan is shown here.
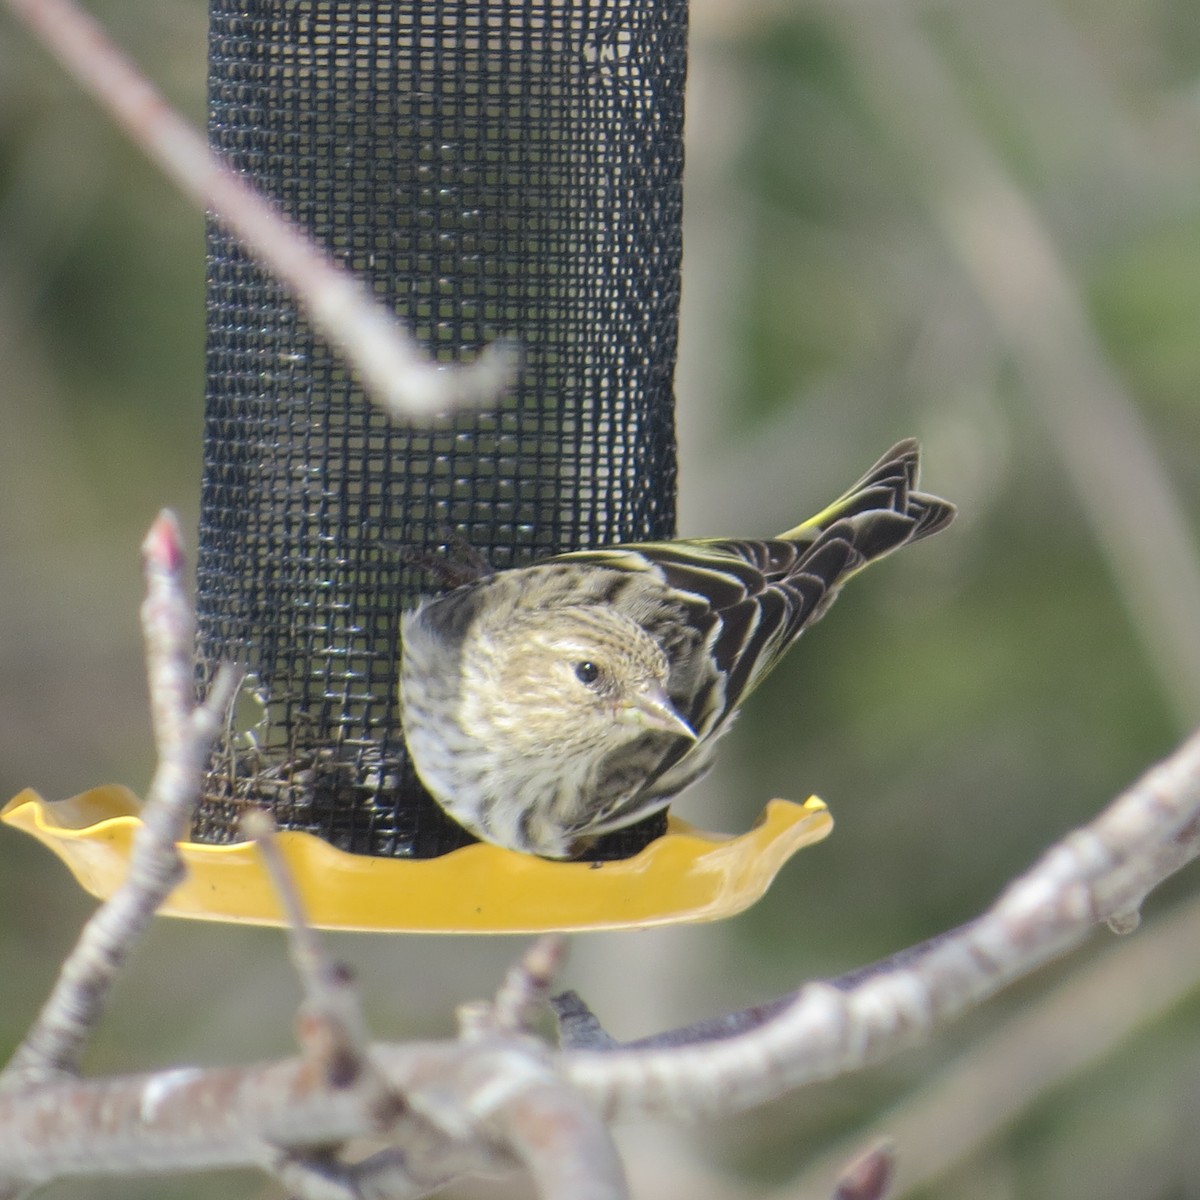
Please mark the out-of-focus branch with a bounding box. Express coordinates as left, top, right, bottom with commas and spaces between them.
778, 887, 1200, 1199
1, 513, 240, 1086
832, 0, 1200, 731
1, 726, 1198, 1194
0, 523, 1197, 1199
240, 811, 383, 1112
0, 694, 616, 1200
239, 815, 627, 1200
2, 0, 518, 420
467, 935, 570, 1039
488, 1076, 628, 1200
0, 1038, 628, 1200
832, 1140, 895, 1200
271, 1144, 484, 1200
560, 724, 1200, 1120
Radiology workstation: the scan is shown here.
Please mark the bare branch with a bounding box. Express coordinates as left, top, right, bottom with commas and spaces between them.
243, 816, 617, 1199
548, 992, 620, 1052
2, 513, 240, 1085
490, 936, 570, 1037
394, 1034, 628, 1200
0, 727, 1198, 1192
242, 811, 374, 1087
315, 1142, 496, 1200
561, 725, 1200, 1120
489, 1076, 628, 1200
0, 1041, 613, 1199
2, 0, 519, 420
270, 1144, 490, 1200
0, 1053, 409, 1187
833, 1140, 895, 1200
778, 887, 1200, 1199
833, 1, 1200, 730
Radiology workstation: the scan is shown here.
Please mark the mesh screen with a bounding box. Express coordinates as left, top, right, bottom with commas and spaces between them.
195, 0, 687, 858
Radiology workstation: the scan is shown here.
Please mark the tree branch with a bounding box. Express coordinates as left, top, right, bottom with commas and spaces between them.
778, 886, 1200, 1198
560, 725, 1200, 1119
2, 0, 518, 420
1, 514, 240, 1086
0, 725, 1196, 1195
834, 1, 1200, 730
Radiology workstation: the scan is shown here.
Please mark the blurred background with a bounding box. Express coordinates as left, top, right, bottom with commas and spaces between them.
2, 1, 1200, 1197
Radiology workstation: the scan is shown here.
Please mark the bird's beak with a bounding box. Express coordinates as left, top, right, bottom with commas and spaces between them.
627, 683, 697, 741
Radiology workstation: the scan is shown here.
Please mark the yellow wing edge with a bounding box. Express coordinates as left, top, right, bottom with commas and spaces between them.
1, 785, 832, 934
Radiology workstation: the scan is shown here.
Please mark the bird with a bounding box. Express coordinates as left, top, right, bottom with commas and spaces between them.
399, 438, 955, 859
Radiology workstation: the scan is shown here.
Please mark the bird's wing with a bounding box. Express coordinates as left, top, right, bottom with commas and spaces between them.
547, 441, 955, 738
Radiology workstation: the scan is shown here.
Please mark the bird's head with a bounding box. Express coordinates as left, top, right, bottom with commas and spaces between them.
463, 604, 697, 755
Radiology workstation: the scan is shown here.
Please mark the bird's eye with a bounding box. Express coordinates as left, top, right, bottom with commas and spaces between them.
573, 661, 602, 687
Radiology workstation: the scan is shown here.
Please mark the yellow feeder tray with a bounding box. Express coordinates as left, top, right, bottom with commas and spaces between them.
2, 787, 831, 933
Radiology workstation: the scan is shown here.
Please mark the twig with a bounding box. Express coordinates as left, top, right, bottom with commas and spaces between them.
833, 0, 1200, 730
1, 513, 240, 1085
1, 727, 1199, 1191
833, 1140, 895, 1200
777, 886, 1200, 1199
491, 936, 570, 1036
269, 1146, 477, 1200
244, 812, 618, 1200
2, 0, 519, 420
488, 1075, 629, 1200
549, 992, 620, 1052
560, 725, 1200, 1120
241, 810, 437, 1198
460, 935, 568, 1040
241, 811, 380, 1097
242, 813, 367, 1056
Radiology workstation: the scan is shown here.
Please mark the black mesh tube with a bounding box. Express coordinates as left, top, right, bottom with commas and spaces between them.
195, 0, 687, 858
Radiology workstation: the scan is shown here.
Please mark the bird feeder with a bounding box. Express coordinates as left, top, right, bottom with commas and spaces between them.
4, 0, 830, 932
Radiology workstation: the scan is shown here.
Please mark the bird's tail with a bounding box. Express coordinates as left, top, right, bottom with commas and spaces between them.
777, 438, 956, 557
755, 438, 956, 635
656, 438, 955, 736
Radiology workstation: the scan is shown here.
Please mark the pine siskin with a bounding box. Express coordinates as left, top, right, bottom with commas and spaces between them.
400, 439, 955, 859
